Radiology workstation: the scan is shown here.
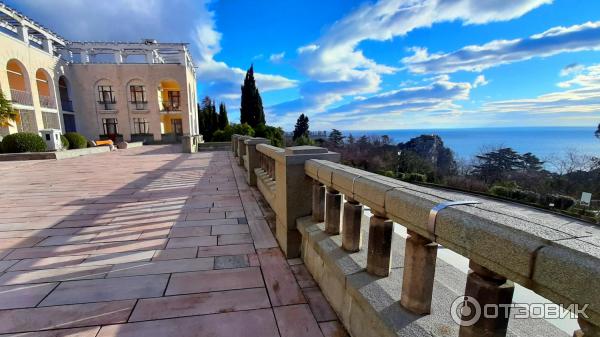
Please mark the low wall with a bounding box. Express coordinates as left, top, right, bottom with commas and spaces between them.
198, 142, 231, 151
0, 146, 111, 161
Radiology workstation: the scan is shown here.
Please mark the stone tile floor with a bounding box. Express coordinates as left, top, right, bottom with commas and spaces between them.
0, 145, 348, 337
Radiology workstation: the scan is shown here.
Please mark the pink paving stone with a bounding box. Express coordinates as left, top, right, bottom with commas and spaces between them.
166, 267, 264, 295
138, 229, 171, 240
185, 211, 226, 221
257, 248, 306, 306
0, 260, 17, 272
0, 237, 46, 249
129, 287, 270, 321
217, 233, 253, 245
0, 228, 79, 239
40, 274, 169, 306
152, 247, 197, 261
0, 300, 135, 334
196, 243, 255, 257
36, 234, 98, 247
319, 321, 350, 337
211, 224, 250, 235
107, 257, 214, 278
8, 255, 88, 271
81, 250, 155, 266
303, 287, 338, 322
291, 263, 318, 288
98, 309, 280, 337
247, 219, 278, 249
169, 226, 211, 238
0, 265, 112, 285
4, 243, 101, 260
248, 253, 260, 266
91, 238, 167, 254
166, 236, 217, 249
0, 326, 101, 337
173, 218, 239, 227
0, 282, 58, 309
274, 304, 325, 337
90, 231, 142, 243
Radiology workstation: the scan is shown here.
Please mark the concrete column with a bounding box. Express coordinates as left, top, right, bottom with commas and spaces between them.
145, 51, 154, 63
366, 212, 393, 277
81, 50, 90, 64
245, 137, 270, 186
274, 146, 340, 258
232, 135, 239, 155
114, 51, 123, 64
342, 198, 363, 252
459, 261, 514, 337
574, 318, 600, 337
42, 37, 53, 54
17, 23, 29, 44
400, 230, 438, 314
181, 135, 197, 153
237, 136, 250, 166
325, 187, 342, 235
311, 181, 325, 222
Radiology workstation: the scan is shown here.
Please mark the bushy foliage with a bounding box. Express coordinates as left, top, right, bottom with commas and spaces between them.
0, 89, 19, 127
294, 135, 314, 146
240, 65, 265, 128
401, 172, 427, 183
542, 194, 576, 210
212, 125, 234, 141
1, 132, 46, 153
254, 123, 284, 148
64, 132, 87, 149
232, 123, 255, 137
60, 135, 69, 150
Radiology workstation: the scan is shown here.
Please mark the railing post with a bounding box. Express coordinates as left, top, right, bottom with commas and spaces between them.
237, 136, 250, 166
366, 211, 393, 276
459, 261, 514, 337
325, 187, 342, 235
244, 137, 269, 186
232, 134, 239, 155
311, 181, 325, 222
575, 318, 600, 337
400, 230, 438, 314
342, 197, 363, 252
275, 146, 340, 258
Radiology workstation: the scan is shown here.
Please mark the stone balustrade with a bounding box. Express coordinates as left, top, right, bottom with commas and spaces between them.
231, 135, 600, 337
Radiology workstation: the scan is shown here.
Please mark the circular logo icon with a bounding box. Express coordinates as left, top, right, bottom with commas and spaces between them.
451, 296, 481, 326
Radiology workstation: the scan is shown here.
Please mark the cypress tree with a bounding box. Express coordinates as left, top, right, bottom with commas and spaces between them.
292, 114, 309, 141
218, 102, 229, 129
240, 65, 265, 128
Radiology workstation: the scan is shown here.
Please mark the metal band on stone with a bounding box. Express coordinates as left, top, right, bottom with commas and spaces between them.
428, 201, 481, 237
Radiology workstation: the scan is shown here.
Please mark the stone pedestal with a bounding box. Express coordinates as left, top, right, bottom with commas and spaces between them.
400, 230, 438, 314
325, 187, 342, 235
244, 137, 270, 186
342, 199, 363, 252
181, 135, 197, 153
312, 181, 325, 222
366, 213, 393, 277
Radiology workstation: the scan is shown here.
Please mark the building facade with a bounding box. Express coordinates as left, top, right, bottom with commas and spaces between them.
0, 3, 198, 143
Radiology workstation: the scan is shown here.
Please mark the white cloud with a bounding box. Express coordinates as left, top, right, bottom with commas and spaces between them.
484, 64, 600, 115
403, 21, 600, 74
271, 0, 551, 122
559, 63, 584, 77
269, 52, 285, 63
473, 75, 489, 88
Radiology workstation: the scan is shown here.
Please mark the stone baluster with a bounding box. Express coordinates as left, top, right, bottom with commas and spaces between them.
232, 135, 239, 155
574, 318, 600, 337
312, 181, 325, 222
325, 187, 342, 235
237, 136, 250, 166
366, 211, 393, 276
459, 261, 514, 337
244, 137, 270, 186
400, 230, 438, 314
342, 198, 363, 252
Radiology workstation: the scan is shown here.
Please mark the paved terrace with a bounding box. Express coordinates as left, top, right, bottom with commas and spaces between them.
0, 145, 346, 337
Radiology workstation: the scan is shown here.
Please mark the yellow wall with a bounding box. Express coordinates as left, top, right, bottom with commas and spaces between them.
161, 113, 182, 133
36, 70, 50, 96
7, 60, 27, 91
159, 79, 180, 104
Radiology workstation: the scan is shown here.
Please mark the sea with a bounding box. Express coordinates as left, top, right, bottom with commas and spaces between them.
343, 126, 600, 161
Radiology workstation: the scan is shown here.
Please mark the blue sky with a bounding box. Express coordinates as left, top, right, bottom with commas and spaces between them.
7, 0, 600, 130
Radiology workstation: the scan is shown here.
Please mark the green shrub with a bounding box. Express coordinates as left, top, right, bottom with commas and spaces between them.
64, 132, 87, 149
60, 135, 69, 150
489, 185, 513, 198
0, 132, 46, 153
401, 172, 427, 183
231, 123, 254, 136
212, 126, 234, 141
542, 194, 575, 210
294, 135, 314, 146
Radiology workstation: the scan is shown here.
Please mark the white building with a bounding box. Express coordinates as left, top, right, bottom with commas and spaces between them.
0, 2, 198, 143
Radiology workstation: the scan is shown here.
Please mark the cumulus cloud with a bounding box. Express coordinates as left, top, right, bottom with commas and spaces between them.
403, 21, 600, 74
8, 0, 297, 114
560, 63, 584, 77
473, 75, 489, 88
269, 52, 285, 63
271, 0, 551, 120
483, 64, 600, 114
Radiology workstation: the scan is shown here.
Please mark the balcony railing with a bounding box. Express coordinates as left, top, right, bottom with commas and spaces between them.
130, 101, 148, 111
61, 100, 74, 112
39, 95, 56, 109
161, 101, 181, 112
232, 134, 600, 337
98, 99, 117, 111
9, 89, 33, 106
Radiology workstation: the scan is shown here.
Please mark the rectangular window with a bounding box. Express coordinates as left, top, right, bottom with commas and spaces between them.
98, 86, 115, 103
129, 85, 146, 103
133, 117, 149, 134
102, 118, 118, 135
168, 91, 180, 110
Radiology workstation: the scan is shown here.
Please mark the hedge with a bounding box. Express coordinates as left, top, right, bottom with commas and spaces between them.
60, 135, 69, 150
0, 132, 46, 153
64, 132, 87, 149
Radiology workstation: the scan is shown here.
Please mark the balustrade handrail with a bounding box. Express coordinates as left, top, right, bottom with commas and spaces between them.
304, 158, 599, 327
256, 143, 284, 161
